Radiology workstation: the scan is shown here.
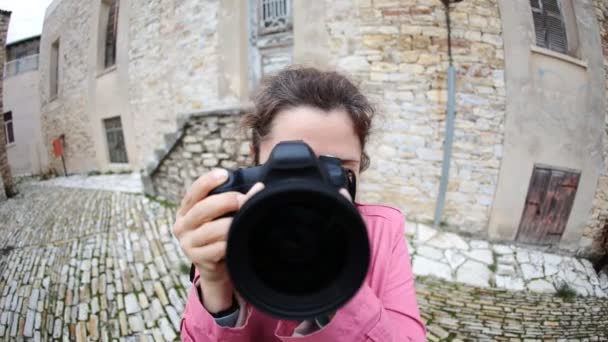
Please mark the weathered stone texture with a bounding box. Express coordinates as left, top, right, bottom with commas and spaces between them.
150, 111, 252, 204
128, 0, 238, 167
584, 0, 608, 258
0, 10, 13, 198
327, 1, 506, 234
39, 0, 97, 173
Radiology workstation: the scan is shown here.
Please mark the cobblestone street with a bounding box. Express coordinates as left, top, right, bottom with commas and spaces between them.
0, 184, 188, 341
1, 184, 607, 340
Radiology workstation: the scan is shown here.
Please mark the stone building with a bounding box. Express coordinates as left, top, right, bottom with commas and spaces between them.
0, 9, 12, 200
3, 35, 48, 176
40, 0, 607, 258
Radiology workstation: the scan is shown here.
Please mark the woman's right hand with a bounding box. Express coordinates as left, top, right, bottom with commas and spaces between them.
172, 168, 264, 313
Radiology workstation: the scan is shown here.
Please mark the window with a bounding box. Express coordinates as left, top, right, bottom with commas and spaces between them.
3, 112, 14, 145
50, 39, 59, 99
103, 117, 128, 163
259, 0, 292, 35
101, 0, 119, 69
531, 0, 568, 54
250, 0, 293, 86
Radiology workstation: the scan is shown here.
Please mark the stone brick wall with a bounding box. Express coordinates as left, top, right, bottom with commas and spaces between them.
328, 0, 506, 234
148, 109, 252, 204
584, 0, 608, 258
0, 10, 13, 198
145, 0, 506, 235
39, 0, 97, 173
128, 0, 242, 168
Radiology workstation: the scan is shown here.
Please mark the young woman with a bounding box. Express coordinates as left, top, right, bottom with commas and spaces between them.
173, 67, 426, 341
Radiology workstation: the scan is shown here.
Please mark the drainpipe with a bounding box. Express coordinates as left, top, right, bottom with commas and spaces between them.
433, 0, 462, 230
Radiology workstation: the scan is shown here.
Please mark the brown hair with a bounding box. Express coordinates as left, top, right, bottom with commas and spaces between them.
242, 67, 375, 171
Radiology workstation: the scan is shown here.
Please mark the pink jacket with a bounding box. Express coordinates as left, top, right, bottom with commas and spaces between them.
180, 203, 427, 341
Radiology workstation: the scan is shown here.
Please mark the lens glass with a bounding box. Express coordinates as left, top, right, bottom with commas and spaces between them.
249, 195, 347, 295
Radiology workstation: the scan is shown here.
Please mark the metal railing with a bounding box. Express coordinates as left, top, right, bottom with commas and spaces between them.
259, 0, 291, 35
4, 54, 39, 78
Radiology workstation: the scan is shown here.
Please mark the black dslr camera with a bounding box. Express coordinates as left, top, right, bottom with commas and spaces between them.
206, 140, 370, 320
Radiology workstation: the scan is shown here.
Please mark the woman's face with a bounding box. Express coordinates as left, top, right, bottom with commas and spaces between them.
257, 105, 362, 181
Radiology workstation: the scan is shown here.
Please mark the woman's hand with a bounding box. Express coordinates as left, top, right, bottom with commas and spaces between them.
173, 168, 264, 313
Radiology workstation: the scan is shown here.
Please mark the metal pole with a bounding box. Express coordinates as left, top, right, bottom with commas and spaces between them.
433, 66, 456, 229
433, 2, 457, 229
61, 155, 67, 177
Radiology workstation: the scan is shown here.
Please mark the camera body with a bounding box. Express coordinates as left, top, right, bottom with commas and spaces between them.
209, 141, 371, 320
209, 140, 357, 200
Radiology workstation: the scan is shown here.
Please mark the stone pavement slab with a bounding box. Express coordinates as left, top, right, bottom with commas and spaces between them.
407, 222, 608, 298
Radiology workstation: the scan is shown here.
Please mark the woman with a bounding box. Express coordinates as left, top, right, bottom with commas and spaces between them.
173, 67, 426, 341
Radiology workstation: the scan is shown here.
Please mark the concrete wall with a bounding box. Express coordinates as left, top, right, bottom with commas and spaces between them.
584, 0, 608, 258
0, 9, 13, 198
40, 0, 97, 174
87, 0, 136, 173
3, 69, 48, 175
292, 0, 507, 234
490, 0, 606, 253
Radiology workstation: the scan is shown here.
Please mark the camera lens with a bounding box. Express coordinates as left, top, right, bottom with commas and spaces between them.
226, 181, 370, 320
250, 204, 347, 295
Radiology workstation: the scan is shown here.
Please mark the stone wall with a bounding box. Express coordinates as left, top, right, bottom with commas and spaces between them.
145, 0, 507, 235
322, 0, 506, 234
0, 10, 13, 198
39, 0, 247, 172
39, 0, 97, 173
148, 109, 252, 204
584, 0, 608, 258
128, 0, 244, 168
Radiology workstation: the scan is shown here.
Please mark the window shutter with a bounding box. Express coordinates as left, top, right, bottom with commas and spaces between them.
545, 15, 567, 53
105, 0, 119, 68
530, 0, 568, 54
530, 0, 546, 47
532, 10, 547, 48
530, 0, 540, 9
543, 0, 568, 54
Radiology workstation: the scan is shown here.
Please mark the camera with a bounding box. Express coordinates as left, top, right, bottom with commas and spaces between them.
207, 140, 371, 320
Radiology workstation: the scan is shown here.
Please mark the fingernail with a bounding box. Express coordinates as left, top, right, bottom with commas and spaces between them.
248, 182, 265, 195
212, 169, 228, 181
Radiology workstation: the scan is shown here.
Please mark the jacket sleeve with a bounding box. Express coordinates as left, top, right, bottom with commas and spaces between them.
274, 220, 426, 342
180, 272, 254, 342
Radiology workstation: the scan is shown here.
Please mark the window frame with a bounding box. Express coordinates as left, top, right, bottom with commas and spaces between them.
103, 0, 119, 69
50, 39, 60, 100
103, 116, 129, 164
257, 0, 292, 36
530, 0, 569, 55
3, 111, 15, 145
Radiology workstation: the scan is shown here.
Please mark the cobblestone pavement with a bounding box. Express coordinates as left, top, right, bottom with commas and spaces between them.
1, 184, 607, 340
37, 173, 143, 194
407, 223, 608, 297
0, 184, 188, 341
418, 276, 608, 340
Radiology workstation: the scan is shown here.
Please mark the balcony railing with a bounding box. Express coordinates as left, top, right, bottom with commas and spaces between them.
4, 54, 39, 78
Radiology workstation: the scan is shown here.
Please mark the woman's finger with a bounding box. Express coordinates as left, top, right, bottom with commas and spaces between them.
178, 169, 229, 217
238, 182, 265, 208
191, 241, 228, 264
186, 217, 232, 249
178, 192, 241, 235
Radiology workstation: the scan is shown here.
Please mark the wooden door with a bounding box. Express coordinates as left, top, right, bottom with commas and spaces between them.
516, 166, 580, 245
